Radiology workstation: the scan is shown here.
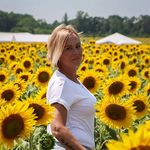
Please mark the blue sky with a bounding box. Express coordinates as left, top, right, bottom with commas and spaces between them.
0, 0, 150, 23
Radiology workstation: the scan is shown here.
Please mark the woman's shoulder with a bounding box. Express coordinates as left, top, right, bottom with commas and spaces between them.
48, 70, 67, 87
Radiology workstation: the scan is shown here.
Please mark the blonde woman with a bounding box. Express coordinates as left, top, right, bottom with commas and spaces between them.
46, 24, 96, 150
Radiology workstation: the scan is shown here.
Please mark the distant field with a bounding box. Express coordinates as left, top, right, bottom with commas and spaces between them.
81, 36, 150, 44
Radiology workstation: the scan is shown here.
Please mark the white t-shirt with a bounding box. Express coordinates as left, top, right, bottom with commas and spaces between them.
46, 70, 96, 149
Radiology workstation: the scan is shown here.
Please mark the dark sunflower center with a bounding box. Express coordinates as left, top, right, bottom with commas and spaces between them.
147, 89, 150, 95
83, 76, 95, 89
121, 62, 125, 69
2, 114, 24, 139
41, 93, 46, 99
96, 69, 103, 73
16, 68, 23, 74
129, 81, 137, 90
145, 59, 149, 64
133, 100, 145, 112
81, 66, 86, 71
131, 145, 150, 150
2, 90, 14, 101
10, 55, 15, 60
105, 104, 126, 120
21, 75, 28, 81
103, 59, 110, 65
29, 103, 45, 120
128, 69, 136, 77
144, 71, 149, 78
38, 71, 50, 83
108, 81, 124, 95
24, 61, 31, 68
0, 74, 5, 81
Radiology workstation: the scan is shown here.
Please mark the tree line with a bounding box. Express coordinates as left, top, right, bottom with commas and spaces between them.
0, 10, 150, 37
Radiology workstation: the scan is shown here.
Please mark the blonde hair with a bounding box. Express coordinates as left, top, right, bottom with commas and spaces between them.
47, 24, 79, 68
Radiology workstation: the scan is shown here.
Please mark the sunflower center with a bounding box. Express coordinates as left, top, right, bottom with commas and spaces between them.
108, 81, 124, 95
2, 90, 14, 101
133, 100, 145, 112
24, 61, 31, 68
129, 81, 137, 90
145, 59, 149, 64
144, 71, 149, 78
103, 59, 110, 65
0, 74, 5, 82
81, 66, 86, 71
38, 71, 50, 83
29, 104, 45, 120
10, 55, 15, 60
2, 114, 24, 139
83, 76, 95, 89
105, 104, 126, 120
16, 68, 23, 74
128, 69, 136, 77
41, 93, 46, 99
131, 145, 150, 150
21, 75, 28, 81
121, 62, 125, 69
96, 69, 103, 73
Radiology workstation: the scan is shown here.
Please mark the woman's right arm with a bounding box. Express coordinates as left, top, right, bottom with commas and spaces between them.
50, 103, 86, 150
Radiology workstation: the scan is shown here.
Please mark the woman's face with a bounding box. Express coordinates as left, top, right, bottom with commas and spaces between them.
58, 33, 82, 70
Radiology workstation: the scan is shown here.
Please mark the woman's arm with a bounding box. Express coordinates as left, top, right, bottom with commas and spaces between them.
50, 103, 86, 150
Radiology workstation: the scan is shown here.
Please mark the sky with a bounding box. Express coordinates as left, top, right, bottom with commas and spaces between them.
0, 0, 150, 24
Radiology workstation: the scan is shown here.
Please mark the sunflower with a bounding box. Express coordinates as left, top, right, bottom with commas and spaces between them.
13, 78, 28, 93
95, 96, 134, 129
24, 97, 54, 126
103, 75, 130, 97
17, 71, 33, 82
36, 87, 47, 100
0, 102, 36, 148
21, 58, 33, 71
0, 69, 9, 85
33, 67, 52, 87
101, 55, 111, 66
128, 76, 141, 93
0, 82, 20, 104
128, 94, 149, 119
94, 65, 109, 78
8, 52, 17, 62
143, 82, 150, 96
141, 68, 150, 80
79, 69, 102, 93
125, 65, 139, 77
106, 123, 150, 150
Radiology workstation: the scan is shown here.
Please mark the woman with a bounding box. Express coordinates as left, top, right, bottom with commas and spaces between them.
46, 24, 96, 150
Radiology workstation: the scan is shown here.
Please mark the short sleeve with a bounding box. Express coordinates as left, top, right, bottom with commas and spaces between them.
46, 78, 74, 111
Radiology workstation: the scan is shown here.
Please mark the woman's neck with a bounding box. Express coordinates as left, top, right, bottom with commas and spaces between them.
58, 68, 79, 83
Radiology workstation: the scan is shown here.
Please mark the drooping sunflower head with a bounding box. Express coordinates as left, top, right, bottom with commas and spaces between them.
24, 97, 55, 126
104, 75, 130, 97
128, 94, 149, 119
0, 102, 36, 148
95, 96, 134, 129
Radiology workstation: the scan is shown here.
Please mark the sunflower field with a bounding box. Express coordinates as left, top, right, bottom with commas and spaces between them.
0, 39, 150, 150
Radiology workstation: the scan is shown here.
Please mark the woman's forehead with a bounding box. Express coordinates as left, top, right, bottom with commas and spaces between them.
66, 33, 80, 43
